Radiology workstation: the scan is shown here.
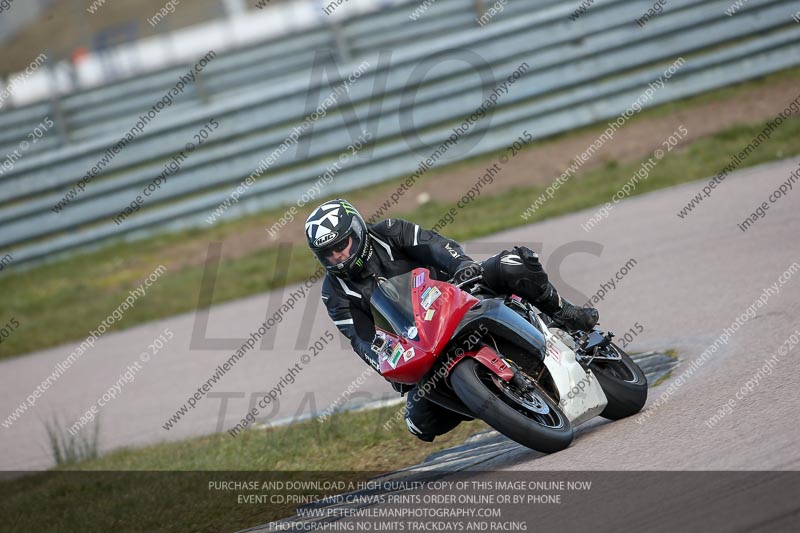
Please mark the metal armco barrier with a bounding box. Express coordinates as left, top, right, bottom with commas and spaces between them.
1, 0, 798, 267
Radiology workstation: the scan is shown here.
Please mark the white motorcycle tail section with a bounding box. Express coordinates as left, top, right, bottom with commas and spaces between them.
538, 319, 608, 426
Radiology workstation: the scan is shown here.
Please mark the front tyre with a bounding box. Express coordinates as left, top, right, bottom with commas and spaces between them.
450, 358, 573, 453
590, 343, 648, 420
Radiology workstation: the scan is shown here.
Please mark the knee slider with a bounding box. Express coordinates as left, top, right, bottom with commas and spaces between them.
513, 246, 544, 272
514, 246, 549, 287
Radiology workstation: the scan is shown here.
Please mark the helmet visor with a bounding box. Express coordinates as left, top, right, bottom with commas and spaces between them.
316, 232, 363, 268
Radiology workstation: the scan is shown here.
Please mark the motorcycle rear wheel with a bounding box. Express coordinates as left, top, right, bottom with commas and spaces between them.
450, 358, 573, 453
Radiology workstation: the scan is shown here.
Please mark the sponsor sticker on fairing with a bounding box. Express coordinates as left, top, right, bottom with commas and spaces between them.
424, 309, 435, 321
403, 348, 415, 362
388, 343, 404, 368
421, 286, 442, 310
413, 272, 425, 288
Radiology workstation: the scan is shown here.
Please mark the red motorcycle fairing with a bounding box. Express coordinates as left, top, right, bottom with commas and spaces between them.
378, 268, 478, 384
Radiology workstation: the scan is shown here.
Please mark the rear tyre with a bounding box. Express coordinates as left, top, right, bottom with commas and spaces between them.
450, 358, 573, 453
590, 343, 648, 420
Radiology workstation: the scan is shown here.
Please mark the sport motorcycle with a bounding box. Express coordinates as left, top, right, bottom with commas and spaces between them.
371, 267, 647, 453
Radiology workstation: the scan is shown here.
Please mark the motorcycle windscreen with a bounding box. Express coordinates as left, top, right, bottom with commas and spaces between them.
372, 269, 473, 351
372, 268, 479, 383
370, 271, 415, 339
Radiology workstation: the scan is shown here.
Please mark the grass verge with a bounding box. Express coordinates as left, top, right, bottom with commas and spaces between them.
0, 404, 489, 532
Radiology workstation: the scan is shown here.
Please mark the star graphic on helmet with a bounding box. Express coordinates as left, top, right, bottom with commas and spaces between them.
305, 203, 340, 240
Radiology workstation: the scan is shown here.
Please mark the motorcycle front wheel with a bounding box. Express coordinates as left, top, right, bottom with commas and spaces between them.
589, 342, 648, 420
450, 358, 573, 453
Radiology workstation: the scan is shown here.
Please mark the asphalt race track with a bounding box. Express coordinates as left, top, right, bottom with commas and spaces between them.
1, 157, 798, 474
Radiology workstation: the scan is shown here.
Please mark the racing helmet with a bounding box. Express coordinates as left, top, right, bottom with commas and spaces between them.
304, 199, 372, 278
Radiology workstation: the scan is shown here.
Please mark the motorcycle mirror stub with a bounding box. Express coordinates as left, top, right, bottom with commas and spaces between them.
371, 333, 388, 355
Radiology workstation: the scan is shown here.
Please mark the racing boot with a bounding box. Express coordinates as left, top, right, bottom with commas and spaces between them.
534, 282, 599, 332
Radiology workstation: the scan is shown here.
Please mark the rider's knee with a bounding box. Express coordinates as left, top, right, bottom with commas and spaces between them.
513, 246, 545, 273
483, 246, 548, 292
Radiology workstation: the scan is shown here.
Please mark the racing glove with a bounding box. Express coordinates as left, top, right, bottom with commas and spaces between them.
451, 260, 483, 286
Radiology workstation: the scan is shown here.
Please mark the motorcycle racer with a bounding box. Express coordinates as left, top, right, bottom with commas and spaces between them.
305, 199, 599, 441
